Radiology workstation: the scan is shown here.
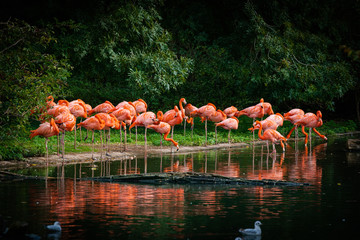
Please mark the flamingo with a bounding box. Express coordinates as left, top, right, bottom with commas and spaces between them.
190, 103, 217, 145
77, 115, 106, 159
284, 108, 305, 140
184, 103, 198, 138
256, 98, 274, 116
162, 98, 187, 139
255, 120, 287, 153
95, 113, 120, 156
208, 109, 227, 143
82, 103, 93, 142
235, 99, 265, 142
133, 99, 147, 114
147, 121, 180, 151
129, 111, 161, 149
30, 118, 60, 162
113, 101, 137, 141
55, 111, 76, 160
87, 100, 115, 115
68, 101, 87, 149
215, 117, 239, 144
295, 110, 327, 145
110, 105, 132, 151
223, 106, 238, 117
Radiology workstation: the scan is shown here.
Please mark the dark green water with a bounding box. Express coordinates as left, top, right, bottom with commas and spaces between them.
1, 135, 359, 240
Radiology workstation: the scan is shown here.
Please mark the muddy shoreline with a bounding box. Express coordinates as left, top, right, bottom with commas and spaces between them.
0, 141, 251, 170
1, 131, 359, 170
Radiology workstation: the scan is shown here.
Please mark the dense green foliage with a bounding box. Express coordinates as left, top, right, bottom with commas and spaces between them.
0, 19, 71, 139
1, 0, 359, 160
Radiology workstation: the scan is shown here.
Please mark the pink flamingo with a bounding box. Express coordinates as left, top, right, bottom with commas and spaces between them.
129, 111, 161, 149
255, 120, 287, 153
184, 103, 198, 137
208, 109, 227, 143
191, 103, 217, 145
147, 121, 180, 151
284, 108, 305, 140
30, 118, 60, 162
295, 110, 327, 145
77, 115, 106, 159
215, 117, 239, 144
162, 98, 187, 139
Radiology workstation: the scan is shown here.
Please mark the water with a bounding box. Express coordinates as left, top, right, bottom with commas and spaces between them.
1, 135, 360, 239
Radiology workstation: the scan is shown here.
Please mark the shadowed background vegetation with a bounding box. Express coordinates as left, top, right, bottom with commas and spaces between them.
1, 0, 359, 159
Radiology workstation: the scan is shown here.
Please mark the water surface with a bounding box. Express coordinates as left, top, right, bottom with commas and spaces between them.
1, 136, 359, 239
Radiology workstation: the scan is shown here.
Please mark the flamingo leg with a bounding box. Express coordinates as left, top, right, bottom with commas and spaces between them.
313, 128, 327, 140
135, 126, 138, 145
106, 129, 111, 156
79, 118, 82, 142
205, 119, 208, 146
160, 134, 163, 148
171, 126, 174, 139
191, 123, 194, 139
119, 128, 122, 152
228, 129, 231, 144
74, 124, 77, 149
57, 134, 60, 156
309, 128, 312, 144
286, 125, 296, 139
61, 131, 65, 160
301, 125, 308, 146
184, 120, 186, 137
124, 127, 127, 151
272, 142, 276, 153
45, 138, 49, 164
91, 130, 95, 160
144, 127, 147, 149
280, 140, 285, 151
215, 126, 218, 144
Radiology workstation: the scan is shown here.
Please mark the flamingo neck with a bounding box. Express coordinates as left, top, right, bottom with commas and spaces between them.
257, 122, 266, 140
179, 99, 185, 118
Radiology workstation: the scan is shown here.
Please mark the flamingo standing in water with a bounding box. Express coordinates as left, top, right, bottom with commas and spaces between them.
129, 111, 161, 149
208, 109, 227, 143
162, 98, 187, 139
255, 120, 287, 153
184, 103, 198, 138
191, 103, 217, 145
147, 121, 180, 151
30, 118, 60, 162
215, 117, 239, 144
284, 108, 305, 140
295, 110, 327, 145
77, 115, 106, 159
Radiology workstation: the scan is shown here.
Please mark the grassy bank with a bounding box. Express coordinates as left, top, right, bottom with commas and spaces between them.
1, 118, 359, 161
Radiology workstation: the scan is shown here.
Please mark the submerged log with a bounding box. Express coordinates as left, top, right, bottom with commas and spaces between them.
82, 172, 311, 186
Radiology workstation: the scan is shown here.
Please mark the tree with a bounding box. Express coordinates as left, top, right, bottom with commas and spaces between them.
0, 18, 71, 139
243, 2, 355, 111
53, 1, 193, 107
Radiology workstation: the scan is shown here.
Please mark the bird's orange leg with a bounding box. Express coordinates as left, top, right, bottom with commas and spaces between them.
286, 126, 296, 139
301, 125, 308, 145
313, 128, 327, 140
280, 140, 285, 151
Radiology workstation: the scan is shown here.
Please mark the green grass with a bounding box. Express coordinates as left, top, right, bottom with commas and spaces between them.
0, 118, 359, 161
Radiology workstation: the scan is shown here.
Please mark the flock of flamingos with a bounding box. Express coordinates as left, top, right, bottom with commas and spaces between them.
30, 96, 327, 160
